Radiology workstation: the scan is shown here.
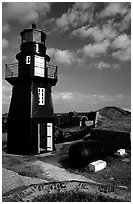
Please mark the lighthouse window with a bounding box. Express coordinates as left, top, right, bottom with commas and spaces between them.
33, 31, 41, 43
38, 88, 45, 105
22, 30, 33, 42
34, 55, 44, 77
26, 56, 31, 64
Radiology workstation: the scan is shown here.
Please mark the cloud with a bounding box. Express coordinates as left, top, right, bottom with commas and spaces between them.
2, 23, 10, 33
2, 38, 9, 48
72, 24, 117, 42
111, 34, 130, 50
95, 62, 120, 71
2, 84, 12, 105
47, 48, 81, 65
112, 47, 131, 61
53, 92, 74, 103
115, 10, 131, 32
55, 2, 130, 34
99, 2, 129, 18
47, 34, 130, 64
52, 91, 130, 112
3, 2, 51, 24
82, 40, 110, 58
101, 3, 131, 33
112, 64, 120, 70
74, 30, 131, 62
111, 34, 131, 61
54, 50, 75, 65
96, 62, 111, 70
56, 2, 95, 31
47, 48, 56, 57
53, 91, 128, 104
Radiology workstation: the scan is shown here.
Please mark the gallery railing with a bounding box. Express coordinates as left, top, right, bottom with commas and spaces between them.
5, 63, 58, 80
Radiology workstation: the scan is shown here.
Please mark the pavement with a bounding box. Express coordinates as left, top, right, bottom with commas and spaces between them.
2, 162, 130, 202
2, 141, 131, 202
33, 160, 97, 183
2, 168, 48, 195
2, 141, 97, 195
2, 161, 97, 195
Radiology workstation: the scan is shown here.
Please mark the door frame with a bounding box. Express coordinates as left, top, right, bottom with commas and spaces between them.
38, 122, 53, 153
47, 122, 53, 151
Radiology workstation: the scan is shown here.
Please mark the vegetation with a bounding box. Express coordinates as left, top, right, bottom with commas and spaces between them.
97, 106, 131, 132
59, 152, 131, 190
2, 106, 131, 202
34, 191, 123, 202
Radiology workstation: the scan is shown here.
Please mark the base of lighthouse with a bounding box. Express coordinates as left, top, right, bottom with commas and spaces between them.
7, 118, 55, 155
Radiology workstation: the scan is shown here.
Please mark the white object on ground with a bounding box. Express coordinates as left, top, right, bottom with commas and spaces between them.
115, 149, 126, 156
88, 160, 106, 172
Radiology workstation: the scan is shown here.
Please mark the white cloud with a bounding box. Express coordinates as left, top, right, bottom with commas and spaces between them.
55, 2, 130, 33
99, 2, 129, 18
112, 47, 131, 61
56, 13, 70, 31
118, 9, 131, 32
74, 31, 130, 61
2, 85, 12, 105
74, 2, 93, 11
46, 48, 56, 57
52, 91, 130, 111
82, 40, 110, 58
95, 62, 120, 71
72, 24, 117, 42
47, 48, 81, 65
47, 34, 130, 64
112, 64, 120, 70
123, 9, 131, 23
111, 34, 130, 50
111, 34, 131, 61
96, 62, 111, 70
52, 92, 74, 103
106, 5, 131, 33
2, 23, 10, 33
3, 2, 51, 24
54, 50, 75, 65
56, 2, 95, 31
2, 38, 9, 48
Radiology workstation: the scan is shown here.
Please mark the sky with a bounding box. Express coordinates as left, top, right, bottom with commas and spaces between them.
2, 1, 131, 113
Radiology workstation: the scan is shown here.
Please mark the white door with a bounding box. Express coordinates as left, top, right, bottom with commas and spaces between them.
47, 123, 53, 151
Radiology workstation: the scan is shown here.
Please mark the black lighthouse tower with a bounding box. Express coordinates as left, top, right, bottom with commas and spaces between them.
5, 24, 58, 154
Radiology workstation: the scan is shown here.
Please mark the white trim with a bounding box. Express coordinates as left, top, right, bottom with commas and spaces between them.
38, 124, 40, 154
26, 56, 31, 64
38, 88, 45, 105
47, 123, 53, 151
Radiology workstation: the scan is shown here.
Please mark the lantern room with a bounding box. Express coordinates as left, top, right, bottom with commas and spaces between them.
21, 23, 46, 44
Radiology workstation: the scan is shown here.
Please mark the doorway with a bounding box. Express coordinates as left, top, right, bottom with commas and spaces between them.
38, 122, 53, 153
38, 123, 46, 153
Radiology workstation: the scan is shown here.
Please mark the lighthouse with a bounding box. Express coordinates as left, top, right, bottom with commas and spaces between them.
5, 24, 58, 154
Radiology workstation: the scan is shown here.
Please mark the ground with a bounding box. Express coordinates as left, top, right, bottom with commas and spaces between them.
2, 107, 131, 201
2, 132, 131, 202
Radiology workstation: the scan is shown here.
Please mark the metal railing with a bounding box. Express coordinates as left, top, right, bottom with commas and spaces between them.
5, 63, 18, 78
5, 63, 58, 80
46, 64, 58, 79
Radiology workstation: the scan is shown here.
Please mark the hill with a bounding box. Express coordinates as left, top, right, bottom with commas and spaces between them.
96, 106, 131, 132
